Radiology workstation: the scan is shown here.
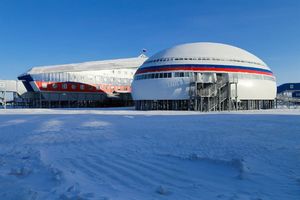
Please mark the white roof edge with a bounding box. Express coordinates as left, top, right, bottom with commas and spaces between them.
146, 42, 269, 69
26, 55, 148, 74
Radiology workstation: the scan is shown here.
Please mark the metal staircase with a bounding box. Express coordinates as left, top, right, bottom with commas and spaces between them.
189, 74, 230, 111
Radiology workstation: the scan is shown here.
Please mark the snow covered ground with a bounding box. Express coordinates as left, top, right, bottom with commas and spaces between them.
0, 108, 299, 200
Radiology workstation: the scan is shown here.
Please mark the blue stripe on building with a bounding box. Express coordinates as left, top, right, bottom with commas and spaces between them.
139, 64, 273, 74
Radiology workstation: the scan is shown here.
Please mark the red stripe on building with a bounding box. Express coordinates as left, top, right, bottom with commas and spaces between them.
34, 81, 132, 94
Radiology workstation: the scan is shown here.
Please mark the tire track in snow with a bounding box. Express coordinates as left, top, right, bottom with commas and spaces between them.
65, 156, 140, 194
89, 154, 165, 187
148, 156, 186, 173
79, 141, 199, 188
70, 155, 143, 192
91, 154, 196, 199
86, 155, 155, 190
65, 158, 107, 185
110, 154, 197, 185
67, 155, 193, 199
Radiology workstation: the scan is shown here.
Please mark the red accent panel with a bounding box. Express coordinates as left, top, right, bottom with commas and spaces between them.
35, 81, 131, 94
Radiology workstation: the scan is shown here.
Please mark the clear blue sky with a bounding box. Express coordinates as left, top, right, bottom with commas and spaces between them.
0, 0, 299, 84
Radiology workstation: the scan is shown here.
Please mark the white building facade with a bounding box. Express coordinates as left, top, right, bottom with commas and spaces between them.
18, 55, 147, 107
132, 42, 276, 111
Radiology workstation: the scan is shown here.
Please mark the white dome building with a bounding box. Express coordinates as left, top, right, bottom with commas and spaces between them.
132, 42, 276, 111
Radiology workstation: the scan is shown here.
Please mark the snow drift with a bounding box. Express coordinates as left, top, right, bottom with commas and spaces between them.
0, 109, 299, 200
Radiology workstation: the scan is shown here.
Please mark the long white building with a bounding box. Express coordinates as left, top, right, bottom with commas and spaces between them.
18, 54, 147, 107
132, 42, 276, 111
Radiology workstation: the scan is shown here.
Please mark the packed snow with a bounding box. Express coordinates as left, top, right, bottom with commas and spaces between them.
0, 108, 299, 200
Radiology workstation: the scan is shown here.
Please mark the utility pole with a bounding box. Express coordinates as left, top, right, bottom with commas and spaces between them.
39, 92, 42, 108
4, 88, 6, 109
0, 82, 7, 109
235, 82, 238, 111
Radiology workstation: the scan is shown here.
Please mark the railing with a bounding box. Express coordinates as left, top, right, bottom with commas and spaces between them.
198, 78, 227, 97
189, 76, 230, 111
207, 89, 228, 111
276, 95, 300, 103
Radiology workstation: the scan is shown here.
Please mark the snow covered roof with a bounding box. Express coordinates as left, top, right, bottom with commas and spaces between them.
26, 54, 148, 74
141, 42, 270, 70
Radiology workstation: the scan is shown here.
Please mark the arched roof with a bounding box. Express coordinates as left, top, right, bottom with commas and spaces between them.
141, 42, 270, 70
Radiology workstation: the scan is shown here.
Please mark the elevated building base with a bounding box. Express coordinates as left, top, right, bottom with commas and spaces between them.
134, 99, 275, 111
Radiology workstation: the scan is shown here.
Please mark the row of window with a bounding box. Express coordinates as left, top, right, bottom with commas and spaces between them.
134, 72, 276, 82
134, 72, 172, 80
143, 57, 265, 67
33, 73, 132, 85
231, 73, 276, 81
42, 83, 129, 91
135, 72, 198, 80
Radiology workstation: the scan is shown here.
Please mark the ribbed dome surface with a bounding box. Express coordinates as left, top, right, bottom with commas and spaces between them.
141, 42, 270, 70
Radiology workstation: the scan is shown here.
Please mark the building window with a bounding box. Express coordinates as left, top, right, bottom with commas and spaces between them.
80, 85, 85, 90
62, 83, 68, 89
184, 72, 190, 77
71, 84, 77, 90
174, 72, 184, 77
52, 83, 58, 89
